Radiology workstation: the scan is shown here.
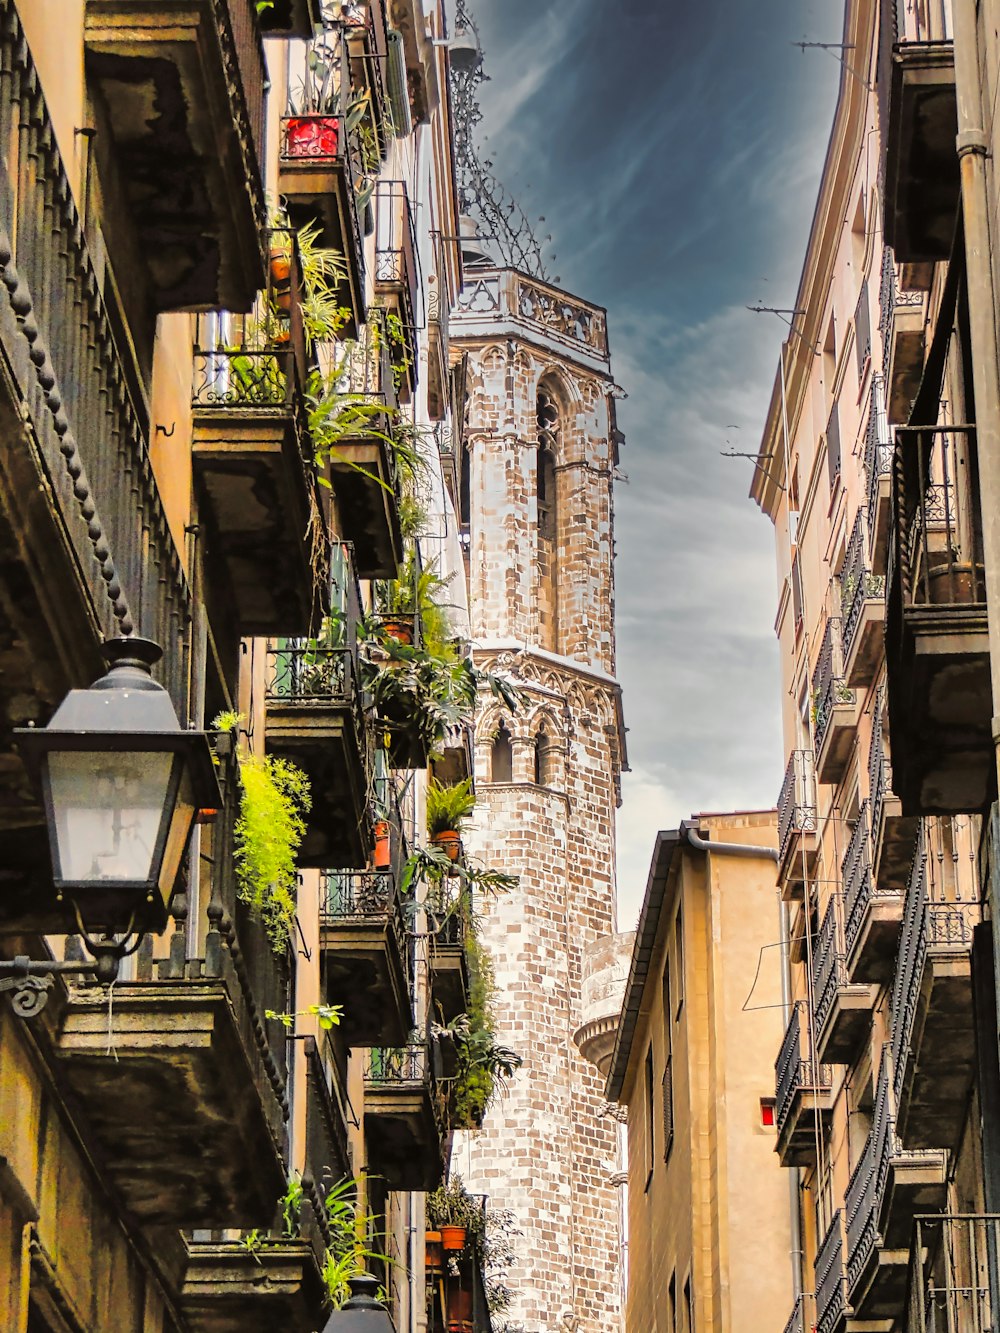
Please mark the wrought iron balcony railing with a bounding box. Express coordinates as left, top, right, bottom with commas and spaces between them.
374, 180, 421, 333
843, 803, 876, 959
266, 645, 359, 706
845, 1059, 889, 1294
776, 1002, 832, 1136
868, 694, 891, 846
864, 373, 892, 544
812, 618, 855, 756
815, 1211, 849, 1333
841, 511, 885, 667
778, 750, 818, 864
879, 247, 924, 373
812, 894, 848, 1038
891, 0, 953, 42
890, 832, 929, 1105
907, 1214, 1000, 1333
781, 1293, 816, 1333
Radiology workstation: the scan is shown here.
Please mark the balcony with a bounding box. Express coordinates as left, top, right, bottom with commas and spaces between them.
777, 750, 819, 900
363, 1045, 445, 1190
320, 870, 412, 1046
906, 1214, 1000, 1333
780, 1295, 816, 1333
192, 342, 325, 636
52, 751, 288, 1227
865, 374, 894, 575
812, 619, 857, 785
425, 234, 453, 422
180, 1239, 325, 1332
885, 425, 991, 814
427, 886, 471, 1024
775, 1003, 834, 1167
843, 802, 902, 985
278, 31, 366, 335
812, 895, 876, 1064
430, 723, 475, 788
299, 1034, 352, 1254
258, 0, 322, 38
868, 699, 919, 890
346, 0, 391, 162
890, 824, 979, 1153
264, 645, 373, 869
879, 0, 959, 261
329, 337, 404, 579
815, 1212, 849, 1333
84, 0, 266, 310
846, 1055, 946, 1321
427, 1199, 493, 1333
840, 513, 885, 688
879, 249, 927, 425
374, 182, 421, 402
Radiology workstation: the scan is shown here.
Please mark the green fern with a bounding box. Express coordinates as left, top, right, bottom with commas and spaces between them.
234, 753, 311, 953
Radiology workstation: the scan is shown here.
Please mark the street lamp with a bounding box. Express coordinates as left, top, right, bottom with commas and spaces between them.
4, 636, 221, 1014
320, 1275, 396, 1332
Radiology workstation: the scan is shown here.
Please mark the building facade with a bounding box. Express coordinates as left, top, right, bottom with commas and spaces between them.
752, 0, 1000, 1328
0, 1, 508, 1331
449, 265, 628, 1332
605, 814, 791, 1333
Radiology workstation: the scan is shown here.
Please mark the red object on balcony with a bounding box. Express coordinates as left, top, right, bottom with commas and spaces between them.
374, 820, 391, 869
284, 116, 341, 159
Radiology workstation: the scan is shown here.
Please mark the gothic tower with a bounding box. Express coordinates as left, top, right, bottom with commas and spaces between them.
450, 265, 626, 1332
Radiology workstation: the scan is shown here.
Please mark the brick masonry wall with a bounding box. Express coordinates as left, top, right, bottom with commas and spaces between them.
453, 313, 624, 1332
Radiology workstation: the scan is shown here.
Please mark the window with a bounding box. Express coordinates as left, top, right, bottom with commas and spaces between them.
644, 1044, 655, 1188
662, 1056, 674, 1162
536, 386, 560, 651
826, 400, 842, 489
684, 1275, 695, 1333
533, 729, 552, 786
759, 1097, 777, 1128
855, 278, 871, 379
490, 722, 513, 783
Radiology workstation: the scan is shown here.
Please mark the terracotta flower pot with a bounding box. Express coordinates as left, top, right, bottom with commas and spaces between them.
446, 1284, 473, 1331
425, 1230, 443, 1272
284, 115, 340, 159
439, 1224, 466, 1251
373, 820, 391, 869
431, 830, 462, 862
382, 619, 414, 645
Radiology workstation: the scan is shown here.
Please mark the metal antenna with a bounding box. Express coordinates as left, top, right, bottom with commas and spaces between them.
450, 0, 548, 277
791, 39, 871, 89
747, 304, 823, 357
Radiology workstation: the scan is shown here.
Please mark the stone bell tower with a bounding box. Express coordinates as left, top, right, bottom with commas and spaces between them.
450, 262, 626, 1333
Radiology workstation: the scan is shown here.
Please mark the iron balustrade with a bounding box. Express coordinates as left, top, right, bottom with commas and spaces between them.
841, 511, 885, 664
425, 885, 471, 949
892, 425, 983, 608
865, 373, 893, 540
220, 0, 268, 219
907, 1214, 1000, 1333
782, 1294, 815, 1333
815, 1212, 849, 1333
879, 247, 924, 376
812, 894, 848, 1038
890, 823, 979, 1105
266, 644, 357, 705
321, 868, 408, 966
374, 180, 422, 332
846, 1057, 892, 1294
778, 750, 818, 863
192, 347, 303, 411
775, 1002, 832, 1134
301, 1033, 352, 1255
0, 3, 193, 707
868, 689, 890, 845
843, 802, 877, 959
892, 0, 953, 41
855, 279, 872, 377
812, 618, 855, 755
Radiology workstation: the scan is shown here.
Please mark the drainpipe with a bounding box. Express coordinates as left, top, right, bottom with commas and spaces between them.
684, 824, 803, 1298
952, 0, 1000, 764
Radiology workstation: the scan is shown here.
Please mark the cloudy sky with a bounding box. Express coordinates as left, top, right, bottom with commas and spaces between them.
462, 0, 844, 926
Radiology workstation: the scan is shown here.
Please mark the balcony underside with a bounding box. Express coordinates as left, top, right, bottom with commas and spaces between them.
256, 0, 322, 37
884, 43, 960, 262
776, 1091, 834, 1168
54, 981, 286, 1227
779, 832, 819, 902
849, 1243, 912, 1323
817, 984, 877, 1064
817, 702, 857, 785
429, 942, 469, 1024
193, 409, 321, 636
880, 1149, 948, 1249
888, 605, 992, 814
278, 159, 364, 337
886, 313, 925, 424
181, 1241, 326, 1333
265, 705, 370, 868
844, 603, 884, 688
85, 0, 264, 311
870, 476, 892, 576
896, 952, 974, 1152
847, 894, 904, 985
363, 1086, 443, 1190
871, 800, 920, 889
321, 918, 411, 1046
330, 440, 403, 579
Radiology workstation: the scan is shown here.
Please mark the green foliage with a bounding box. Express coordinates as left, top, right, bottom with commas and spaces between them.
426, 1175, 486, 1235
212, 709, 243, 735
426, 778, 475, 837
281, 1173, 304, 1237
265, 1003, 343, 1031
449, 936, 522, 1130
322, 1176, 393, 1310
234, 752, 311, 954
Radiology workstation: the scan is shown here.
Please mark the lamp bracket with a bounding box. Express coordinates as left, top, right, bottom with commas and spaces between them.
0, 956, 96, 1018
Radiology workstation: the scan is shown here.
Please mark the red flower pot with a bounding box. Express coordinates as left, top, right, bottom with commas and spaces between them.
431, 831, 462, 862
439, 1224, 466, 1251
374, 820, 391, 869
284, 115, 340, 159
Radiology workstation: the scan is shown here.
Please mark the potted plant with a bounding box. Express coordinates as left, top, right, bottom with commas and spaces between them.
426, 1176, 485, 1254
426, 778, 474, 862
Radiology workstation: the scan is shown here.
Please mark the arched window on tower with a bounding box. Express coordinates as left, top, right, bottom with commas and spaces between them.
534, 730, 551, 786
491, 721, 513, 783
536, 387, 560, 652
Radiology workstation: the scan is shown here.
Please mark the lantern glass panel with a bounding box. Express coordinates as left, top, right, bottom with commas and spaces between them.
159, 765, 196, 897
48, 750, 175, 885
